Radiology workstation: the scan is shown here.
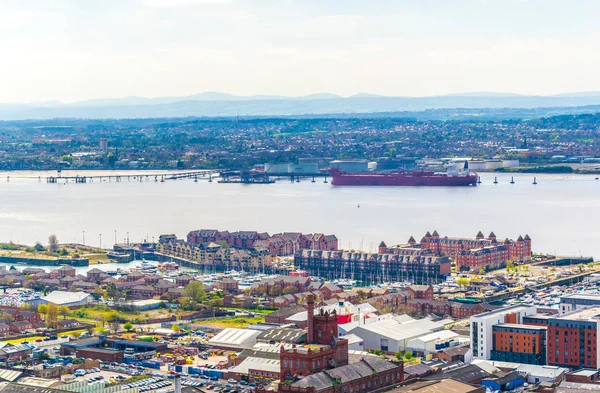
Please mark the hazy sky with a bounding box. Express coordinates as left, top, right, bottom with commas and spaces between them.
2, 0, 600, 103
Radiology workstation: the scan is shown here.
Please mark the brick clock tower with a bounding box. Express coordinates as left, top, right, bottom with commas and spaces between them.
280, 294, 348, 381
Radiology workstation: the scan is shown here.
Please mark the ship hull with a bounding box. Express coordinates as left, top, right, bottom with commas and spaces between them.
330, 172, 478, 186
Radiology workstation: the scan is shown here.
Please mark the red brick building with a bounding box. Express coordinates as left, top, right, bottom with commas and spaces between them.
280, 295, 348, 381
547, 308, 600, 369
389, 231, 532, 273
491, 323, 547, 365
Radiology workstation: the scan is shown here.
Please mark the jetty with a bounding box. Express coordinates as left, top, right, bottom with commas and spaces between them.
45, 170, 220, 184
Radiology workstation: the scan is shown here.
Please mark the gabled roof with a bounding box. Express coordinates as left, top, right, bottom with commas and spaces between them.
476, 231, 484, 239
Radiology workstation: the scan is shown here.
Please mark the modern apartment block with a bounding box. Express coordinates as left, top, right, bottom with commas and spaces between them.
491, 323, 547, 365
547, 307, 600, 369
559, 294, 600, 315
470, 305, 537, 360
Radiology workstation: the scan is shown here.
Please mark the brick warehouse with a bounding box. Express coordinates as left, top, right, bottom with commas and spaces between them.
263, 294, 403, 393
279, 295, 349, 381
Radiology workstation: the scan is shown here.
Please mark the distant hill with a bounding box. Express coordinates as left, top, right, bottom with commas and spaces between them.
3, 92, 600, 120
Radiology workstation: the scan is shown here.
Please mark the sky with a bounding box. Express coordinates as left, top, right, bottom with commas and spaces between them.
1, 0, 600, 103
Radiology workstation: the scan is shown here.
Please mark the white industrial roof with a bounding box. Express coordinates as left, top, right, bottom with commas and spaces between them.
209, 328, 262, 348
42, 291, 90, 305
352, 317, 443, 342
472, 360, 567, 378
230, 357, 280, 375
407, 330, 458, 346
339, 333, 363, 345
130, 299, 162, 306
287, 302, 378, 322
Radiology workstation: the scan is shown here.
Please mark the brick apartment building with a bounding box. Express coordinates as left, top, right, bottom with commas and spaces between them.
186, 229, 338, 256
547, 307, 600, 369
491, 323, 547, 365
295, 249, 451, 285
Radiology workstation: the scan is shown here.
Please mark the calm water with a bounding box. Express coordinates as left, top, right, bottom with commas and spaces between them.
0, 170, 599, 260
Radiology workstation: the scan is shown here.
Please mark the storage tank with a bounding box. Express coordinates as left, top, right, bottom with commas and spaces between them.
484, 160, 503, 170
467, 160, 486, 171
288, 163, 319, 174
329, 160, 369, 173
502, 159, 520, 168
264, 162, 292, 174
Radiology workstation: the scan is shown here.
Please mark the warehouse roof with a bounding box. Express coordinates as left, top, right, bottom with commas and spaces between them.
229, 357, 280, 375
353, 318, 444, 341
384, 379, 481, 393
425, 364, 490, 384
407, 330, 458, 345
41, 291, 91, 305
292, 357, 400, 392
209, 328, 262, 348
257, 327, 306, 343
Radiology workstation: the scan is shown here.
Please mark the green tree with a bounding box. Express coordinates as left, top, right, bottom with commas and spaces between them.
46, 302, 58, 328
269, 284, 283, 297
124, 322, 133, 332
58, 306, 70, 319
208, 298, 224, 307
282, 286, 298, 295
183, 281, 206, 303
395, 352, 403, 361
38, 304, 48, 315
374, 349, 382, 356
404, 352, 413, 360
172, 324, 180, 331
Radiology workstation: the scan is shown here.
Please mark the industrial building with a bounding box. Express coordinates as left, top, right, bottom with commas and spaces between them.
208, 328, 264, 350
26, 291, 93, 308
349, 316, 449, 354
406, 330, 469, 357
329, 160, 369, 173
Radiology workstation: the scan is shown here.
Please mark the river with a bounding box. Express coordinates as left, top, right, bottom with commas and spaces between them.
0, 170, 599, 261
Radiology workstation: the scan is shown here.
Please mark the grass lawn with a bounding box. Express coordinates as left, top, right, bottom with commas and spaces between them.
192, 316, 265, 329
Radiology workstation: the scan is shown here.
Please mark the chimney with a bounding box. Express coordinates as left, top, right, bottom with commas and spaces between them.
307, 294, 315, 344
174, 375, 182, 393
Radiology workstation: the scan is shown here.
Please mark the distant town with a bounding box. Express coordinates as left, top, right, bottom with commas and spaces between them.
1, 114, 600, 174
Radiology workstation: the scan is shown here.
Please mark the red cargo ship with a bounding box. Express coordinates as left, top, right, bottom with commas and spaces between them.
330, 162, 478, 187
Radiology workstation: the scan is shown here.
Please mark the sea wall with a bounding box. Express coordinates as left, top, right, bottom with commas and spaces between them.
0, 256, 89, 267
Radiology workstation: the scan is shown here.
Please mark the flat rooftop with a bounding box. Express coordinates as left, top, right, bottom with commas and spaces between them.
494, 323, 547, 330
561, 294, 600, 301
558, 307, 600, 320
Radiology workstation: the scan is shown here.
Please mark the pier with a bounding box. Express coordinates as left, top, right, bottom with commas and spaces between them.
45, 170, 220, 184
